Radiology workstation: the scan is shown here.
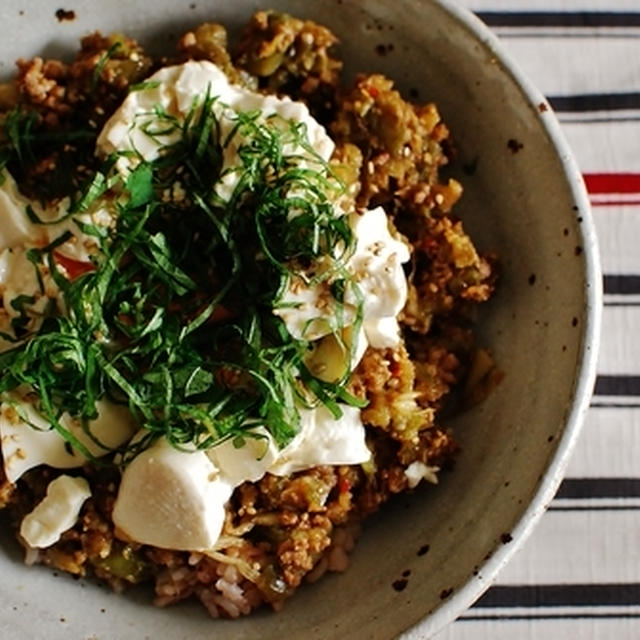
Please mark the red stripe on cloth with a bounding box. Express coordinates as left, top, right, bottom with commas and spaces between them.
591, 199, 640, 207
583, 173, 640, 195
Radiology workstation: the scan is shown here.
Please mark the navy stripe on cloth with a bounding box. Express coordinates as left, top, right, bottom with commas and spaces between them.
594, 376, 640, 397
474, 583, 640, 608
475, 11, 640, 28
603, 275, 640, 296
556, 478, 640, 500
549, 93, 640, 113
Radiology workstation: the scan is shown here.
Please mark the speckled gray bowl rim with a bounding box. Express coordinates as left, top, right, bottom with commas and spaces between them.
404, 2, 602, 637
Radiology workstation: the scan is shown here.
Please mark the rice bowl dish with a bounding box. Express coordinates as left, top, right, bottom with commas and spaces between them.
0, 1, 600, 640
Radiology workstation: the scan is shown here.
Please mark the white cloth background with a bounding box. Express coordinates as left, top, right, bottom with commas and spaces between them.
434, 1, 640, 638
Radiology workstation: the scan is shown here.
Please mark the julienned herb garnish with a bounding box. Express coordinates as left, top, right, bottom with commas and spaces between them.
0, 90, 367, 459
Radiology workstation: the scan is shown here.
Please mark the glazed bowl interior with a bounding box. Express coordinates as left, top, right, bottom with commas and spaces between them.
0, 1, 600, 638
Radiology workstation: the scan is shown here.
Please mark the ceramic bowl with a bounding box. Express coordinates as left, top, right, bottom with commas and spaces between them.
0, 1, 601, 638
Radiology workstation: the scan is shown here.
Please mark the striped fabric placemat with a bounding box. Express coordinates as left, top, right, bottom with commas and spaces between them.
435, 2, 640, 639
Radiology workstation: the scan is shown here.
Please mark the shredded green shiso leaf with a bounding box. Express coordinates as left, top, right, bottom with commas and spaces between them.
0, 89, 366, 459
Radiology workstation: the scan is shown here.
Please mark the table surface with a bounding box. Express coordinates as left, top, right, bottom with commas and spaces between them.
435, 1, 640, 638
